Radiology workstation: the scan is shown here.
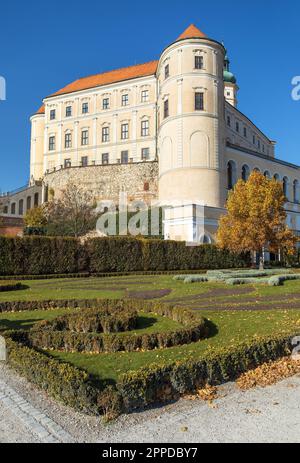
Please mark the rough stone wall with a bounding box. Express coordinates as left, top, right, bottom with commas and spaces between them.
44, 161, 159, 205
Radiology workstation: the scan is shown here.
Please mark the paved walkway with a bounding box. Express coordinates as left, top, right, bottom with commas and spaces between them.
0, 378, 73, 443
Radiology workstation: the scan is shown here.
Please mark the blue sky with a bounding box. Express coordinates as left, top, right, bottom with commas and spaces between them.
0, 0, 299, 192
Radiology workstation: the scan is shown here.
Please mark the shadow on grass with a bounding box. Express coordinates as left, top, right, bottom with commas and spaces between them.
0, 318, 42, 332
135, 316, 157, 330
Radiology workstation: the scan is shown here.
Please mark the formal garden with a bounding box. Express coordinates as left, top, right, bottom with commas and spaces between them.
1, 173, 300, 420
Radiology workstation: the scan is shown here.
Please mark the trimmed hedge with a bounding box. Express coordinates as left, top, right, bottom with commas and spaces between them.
4, 300, 208, 353
0, 236, 81, 275
36, 304, 138, 334
0, 281, 23, 292
0, 236, 250, 276
4, 329, 299, 417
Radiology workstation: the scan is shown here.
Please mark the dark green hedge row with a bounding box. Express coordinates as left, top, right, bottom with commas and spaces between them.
26, 303, 208, 353
0, 236, 250, 276
5, 330, 298, 417
0, 236, 82, 275
0, 281, 23, 292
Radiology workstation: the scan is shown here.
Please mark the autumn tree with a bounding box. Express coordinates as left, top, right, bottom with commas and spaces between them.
45, 182, 98, 237
24, 206, 47, 228
216, 171, 296, 266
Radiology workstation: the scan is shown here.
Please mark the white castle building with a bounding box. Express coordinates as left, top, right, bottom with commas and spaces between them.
2, 24, 300, 242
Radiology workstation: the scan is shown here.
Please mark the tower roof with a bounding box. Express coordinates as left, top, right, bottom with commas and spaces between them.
176, 24, 207, 41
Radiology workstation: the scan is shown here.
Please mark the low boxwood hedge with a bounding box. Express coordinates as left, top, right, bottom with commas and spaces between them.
6, 300, 208, 353
36, 304, 139, 334
4, 330, 299, 418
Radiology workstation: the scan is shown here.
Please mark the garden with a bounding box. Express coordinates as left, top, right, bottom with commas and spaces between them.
1, 269, 300, 419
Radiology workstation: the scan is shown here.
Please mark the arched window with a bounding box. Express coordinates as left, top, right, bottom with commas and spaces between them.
283, 177, 289, 199
26, 196, 32, 211
274, 173, 280, 182
253, 167, 261, 173
241, 165, 250, 182
11, 203, 16, 215
264, 170, 271, 179
34, 193, 39, 206
227, 161, 237, 190
293, 180, 299, 203
18, 199, 24, 216
199, 234, 212, 244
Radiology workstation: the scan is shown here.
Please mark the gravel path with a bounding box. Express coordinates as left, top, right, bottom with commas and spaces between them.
0, 363, 300, 443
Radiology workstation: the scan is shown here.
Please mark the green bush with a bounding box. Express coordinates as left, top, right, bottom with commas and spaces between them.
4, 328, 299, 417
18, 300, 208, 353
0, 236, 250, 276
268, 274, 300, 286
118, 333, 297, 411
35, 304, 138, 334
0, 236, 81, 275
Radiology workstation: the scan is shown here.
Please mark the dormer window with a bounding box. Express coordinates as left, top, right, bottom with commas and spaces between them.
195, 55, 204, 70
164, 64, 170, 79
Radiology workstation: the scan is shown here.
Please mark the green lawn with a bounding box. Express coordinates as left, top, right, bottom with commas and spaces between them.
2, 274, 300, 383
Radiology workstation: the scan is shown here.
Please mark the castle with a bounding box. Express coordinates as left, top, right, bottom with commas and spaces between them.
2, 23, 300, 242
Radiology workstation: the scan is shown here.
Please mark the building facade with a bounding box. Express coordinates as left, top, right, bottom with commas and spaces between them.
2, 24, 300, 242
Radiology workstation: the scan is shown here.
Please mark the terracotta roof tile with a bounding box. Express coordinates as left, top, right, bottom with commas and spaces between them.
49, 60, 158, 98
176, 24, 207, 41
36, 105, 45, 114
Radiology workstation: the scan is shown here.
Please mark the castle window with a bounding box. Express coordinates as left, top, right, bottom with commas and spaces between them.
258, 139, 261, 150
195, 55, 204, 70
164, 64, 169, 79
264, 171, 271, 179
34, 193, 39, 206
242, 165, 250, 182
227, 116, 231, 127
65, 133, 72, 149
102, 126, 110, 142
81, 156, 88, 167
121, 151, 129, 164
18, 199, 24, 216
243, 127, 247, 137
64, 159, 71, 168
141, 90, 149, 103
50, 109, 56, 120
195, 92, 204, 111
294, 180, 300, 203
11, 203, 16, 215
49, 136, 55, 151
81, 130, 89, 146
141, 120, 149, 137
102, 98, 110, 110
66, 106, 72, 117
122, 94, 129, 107
82, 102, 89, 114
164, 99, 169, 119
141, 148, 150, 161
253, 135, 256, 145
4, 206, 8, 214
121, 123, 129, 140
283, 177, 289, 199
102, 153, 109, 165
26, 196, 32, 211
227, 161, 237, 190
236, 121, 240, 133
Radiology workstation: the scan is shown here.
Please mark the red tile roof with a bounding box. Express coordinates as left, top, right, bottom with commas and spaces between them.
176, 24, 207, 41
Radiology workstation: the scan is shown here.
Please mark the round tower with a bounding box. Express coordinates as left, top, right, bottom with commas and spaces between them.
157, 24, 227, 241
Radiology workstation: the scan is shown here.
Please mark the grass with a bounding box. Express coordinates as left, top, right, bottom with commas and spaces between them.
2, 274, 300, 383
